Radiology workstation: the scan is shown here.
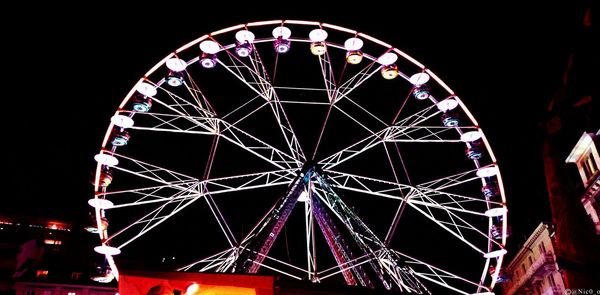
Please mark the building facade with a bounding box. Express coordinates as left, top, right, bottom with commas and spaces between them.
540, 0, 600, 288
13, 282, 116, 295
502, 223, 565, 295
0, 215, 117, 295
565, 130, 600, 235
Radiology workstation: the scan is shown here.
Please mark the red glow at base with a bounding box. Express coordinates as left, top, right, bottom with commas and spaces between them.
118, 270, 274, 295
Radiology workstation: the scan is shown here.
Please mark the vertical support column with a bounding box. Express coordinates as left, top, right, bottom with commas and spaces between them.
303, 188, 317, 281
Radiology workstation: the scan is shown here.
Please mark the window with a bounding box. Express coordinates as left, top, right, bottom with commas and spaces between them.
26, 290, 35, 295
67, 292, 77, 295
44, 239, 62, 245
528, 256, 534, 267
36, 269, 49, 279
539, 242, 546, 254
521, 263, 526, 274
549, 274, 556, 287
71, 272, 82, 280
582, 153, 599, 180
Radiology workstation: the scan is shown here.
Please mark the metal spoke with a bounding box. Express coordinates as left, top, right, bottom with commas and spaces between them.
217, 46, 306, 163
318, 103, 454, 170
119, 110, 217, 135
219, 121, 301, 169
323, 170, 495, 217
393, 250, 495, 295
322, 170, 502, 253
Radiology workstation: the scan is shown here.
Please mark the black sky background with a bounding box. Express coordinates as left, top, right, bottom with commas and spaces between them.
1, 1, 587, 257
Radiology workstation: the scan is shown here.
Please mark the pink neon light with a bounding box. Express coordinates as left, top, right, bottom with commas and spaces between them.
358, 32, 391, 48
478, 131, 499, 164
106, 255, 119, 280
425, 69, 454, 94
490, 255, 504, 289
176, 35, 209, 53
146, 54, 174, 77
322, 23, 357, 34
247, 20, 282, 27
117, 79, 144, 109
454, 96, 480, 127
392, 48, 425, 68
211, 24, 245, 36
285, 20, 320, 26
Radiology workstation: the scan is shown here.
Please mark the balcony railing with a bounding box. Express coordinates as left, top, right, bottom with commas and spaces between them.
504, 252, 558, 295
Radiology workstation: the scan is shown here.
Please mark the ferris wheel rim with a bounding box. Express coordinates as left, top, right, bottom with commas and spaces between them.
91, 19, 507, 294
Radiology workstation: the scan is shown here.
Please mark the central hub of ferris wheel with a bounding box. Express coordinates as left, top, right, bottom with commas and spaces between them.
214, 163, 431, 293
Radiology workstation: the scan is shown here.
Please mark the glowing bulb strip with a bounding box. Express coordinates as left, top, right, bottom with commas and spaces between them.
176, 35, 209, 53
483, 249, 507, 259
392, 48, 425, 69
490, 255, 504, 289
322, 23, 357, 34
426, 69, 454, 94
358, 32, 392, 48
285, 20, 320, 25
211, 24, 245, 36
106, 255, 119, 281
247, 20, 283, 27
146, 53, 175, 80
454, 96, 480, 128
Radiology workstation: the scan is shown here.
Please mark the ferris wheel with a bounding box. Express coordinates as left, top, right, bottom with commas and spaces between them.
89, 20, 509, 294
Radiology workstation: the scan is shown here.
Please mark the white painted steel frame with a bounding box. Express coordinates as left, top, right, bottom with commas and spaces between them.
92, 20, 507, 294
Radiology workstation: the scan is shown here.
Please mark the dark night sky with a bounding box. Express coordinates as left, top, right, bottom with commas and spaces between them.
1, 1, 587, 268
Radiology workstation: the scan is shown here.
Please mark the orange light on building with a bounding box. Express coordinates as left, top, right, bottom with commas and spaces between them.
44, 239, 62, 245
46, 221, 71, 231
119, 271, 272, 295
36, 269, 49, 278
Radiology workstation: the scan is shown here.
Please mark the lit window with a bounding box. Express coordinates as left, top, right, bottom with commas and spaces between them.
68, 292, 77, 295
35, 269, 48, 279
36, 269, 49, 278
44, 239, 62, 245
45, 222, 71, 231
